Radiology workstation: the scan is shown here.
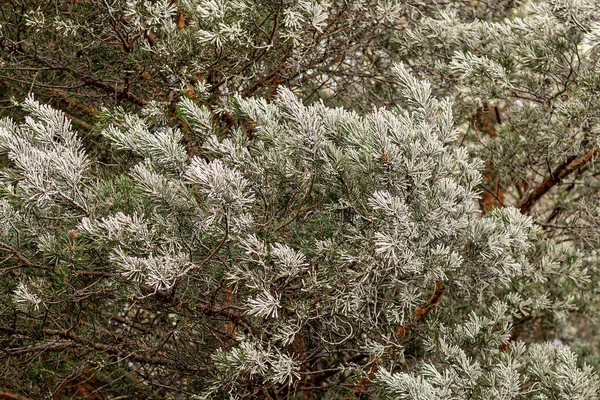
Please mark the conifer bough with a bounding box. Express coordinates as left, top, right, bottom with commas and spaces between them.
1, 0, 600, 399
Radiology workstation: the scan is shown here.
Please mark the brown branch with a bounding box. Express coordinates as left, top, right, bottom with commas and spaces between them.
80, 76, 148, 106
479, 178, 505, 214
519, 146, 598, 213
0, 80, 95, 130
1, 36, 148, 107
4, 340, 75, 356
276, 172, 316, 232
0, 242, 113, 277
242, 57, 289, 98
39, 329, 174, 366
75, 271, 112, 277
199, 307, 251, 334
109, 314, 153, 334
354, 281, 445, 394
414, 281, 445, 323
197, 213, 229, 269
0, 389, 34, 400
65, 113, 94, 131
49, 89, 96, 130
1, 327, 173, 366
0, 242, 54, 271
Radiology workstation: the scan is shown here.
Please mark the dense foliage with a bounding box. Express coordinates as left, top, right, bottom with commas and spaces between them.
1, 0, 600, 398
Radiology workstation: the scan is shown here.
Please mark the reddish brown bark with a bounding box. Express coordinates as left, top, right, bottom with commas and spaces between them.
0, 389, 34, 400
519, 147, 598, 213
472, 103, 505, 213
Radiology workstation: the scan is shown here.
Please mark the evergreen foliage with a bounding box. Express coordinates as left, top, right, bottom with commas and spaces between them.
1, 0, 600, 398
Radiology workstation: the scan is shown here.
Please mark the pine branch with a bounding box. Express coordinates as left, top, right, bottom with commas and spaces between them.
0, 326, 174, 366
42, 329, 174, 366
80, 76, 148, 106
0, 389, 34, 400
4, 340, 75, 356
275, 172, 316, 232
108, 313, 153, 334
0, 242, 54, 271
519, 147, 597, 213
353, 281, 445, 394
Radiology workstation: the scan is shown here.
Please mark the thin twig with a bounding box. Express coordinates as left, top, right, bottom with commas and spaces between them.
276, 172, 316, 232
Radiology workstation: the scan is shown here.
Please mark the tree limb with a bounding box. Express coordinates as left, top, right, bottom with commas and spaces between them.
80, 76, 148, 106
519, 146, 597, 213
0, 389, 34, 400
353, 281, 445, 394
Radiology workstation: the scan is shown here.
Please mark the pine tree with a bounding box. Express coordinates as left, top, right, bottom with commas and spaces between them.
1, 0, 600, 399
